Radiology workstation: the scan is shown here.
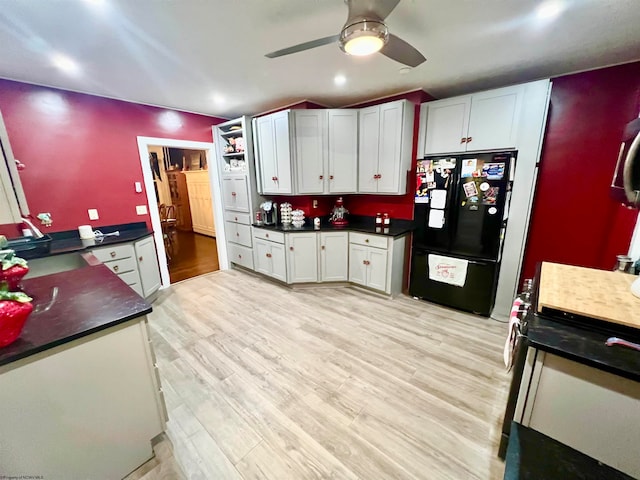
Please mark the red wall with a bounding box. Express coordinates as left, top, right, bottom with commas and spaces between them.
0, 79, 225, 235
521, 62, 640, 280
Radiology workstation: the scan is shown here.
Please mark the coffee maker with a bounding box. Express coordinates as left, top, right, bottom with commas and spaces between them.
260, 201, 278, 225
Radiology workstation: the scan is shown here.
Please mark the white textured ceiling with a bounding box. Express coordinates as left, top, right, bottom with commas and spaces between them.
0, 0, 639, 118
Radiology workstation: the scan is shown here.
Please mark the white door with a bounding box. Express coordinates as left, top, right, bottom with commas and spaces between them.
270, 242, 287, 282
424, 96, 471, 155
286, 233, 318, 283
134, 236, 161, 297
328, 109, 358, 194
255, 115, 278, 194
294, 110, 327, 194
377, 101, 404, 194
367, 247, 389, 292
320, 231, 348, 282
273, 110, 293, 194
348, 243, 367, 286
358, 106, 380, 193
467, 85, 524, 151
253, 238, 272, 276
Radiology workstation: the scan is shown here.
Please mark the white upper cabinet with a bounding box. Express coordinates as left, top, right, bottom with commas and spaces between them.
254, 110, 293, 195
294, 110, 327, 194
358, 99, 413, 195
327, 110, 358, 194
420, 84, 525, 155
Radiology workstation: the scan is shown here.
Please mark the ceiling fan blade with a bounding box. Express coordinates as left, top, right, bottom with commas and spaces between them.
347, 0, 401, 21
265, 35, 340, 58
380, 33, 426, 67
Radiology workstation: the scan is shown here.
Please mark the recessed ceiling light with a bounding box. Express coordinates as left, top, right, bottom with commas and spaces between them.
398, 67, 411, 75
536, 1, 563, 21
212, 94, 226, 105
334, 74, 347, 86
51, 53, 81, 76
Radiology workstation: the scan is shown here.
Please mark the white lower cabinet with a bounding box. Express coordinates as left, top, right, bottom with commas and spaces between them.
254, 237, 286, 282
91, 236, 161, 298
319, 231, 348, 282
286, 233, 318, 283
348, 232, 406, 295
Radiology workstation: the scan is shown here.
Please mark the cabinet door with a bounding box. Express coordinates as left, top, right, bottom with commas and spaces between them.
328, 109, 358, 194
467, 85, 524, 151
367, 247, 389, 292
377, 101, 405, 194
348, 243, 368, 286
358, 106, 380, 193
286, 233, 318, 283
231, 177, 249, 212
270, 242, 287, 282
134, 236, 162, 297
253, 238, 272, 276
320, 231, 348, 282
273, 110, 293, 194
294, 110, 327, 194
424, 96, 471, 154
255, 115, 278, 194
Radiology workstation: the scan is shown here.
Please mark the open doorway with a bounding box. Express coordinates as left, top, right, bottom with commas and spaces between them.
148, 145, 219, 283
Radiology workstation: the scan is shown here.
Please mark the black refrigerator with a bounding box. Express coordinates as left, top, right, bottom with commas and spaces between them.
409, 151, 515, 316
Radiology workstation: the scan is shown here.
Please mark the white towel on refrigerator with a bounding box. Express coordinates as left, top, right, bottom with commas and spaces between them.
427, 254, 469, 287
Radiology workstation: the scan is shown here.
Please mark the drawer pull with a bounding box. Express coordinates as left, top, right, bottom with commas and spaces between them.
266, 253, 272, 258
461, 137, 467, 144
231, 192, 237, 196
365, 239, 369, 243
289, 246, 294, 251
113, 265, 119, 272
236, 232, 240, 237
467, 136, 472, 143
321, 245, 325, 250
329, 175, 334, 180
139, 256, 143, 262
238, 254, 242, 259
319, 175, 323, 180
110, 251, 116, 258
234, 217, 238, 221
265, 233, 269, 238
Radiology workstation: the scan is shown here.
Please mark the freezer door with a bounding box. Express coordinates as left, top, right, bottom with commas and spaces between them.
450, 153, 513, 259
409, 249, 499, 316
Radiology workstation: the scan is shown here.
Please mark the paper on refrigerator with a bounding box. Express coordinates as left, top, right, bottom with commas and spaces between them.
428, 209, 445, 229
428, 254, 469, 287
430, 189, 447, 209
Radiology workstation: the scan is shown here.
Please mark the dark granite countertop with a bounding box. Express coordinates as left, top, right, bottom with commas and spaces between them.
504, 422, 633, 479
252, 215, 414, 238
526, 312, 640, 382
0, 264, 151, 367
9, 222, 153, 260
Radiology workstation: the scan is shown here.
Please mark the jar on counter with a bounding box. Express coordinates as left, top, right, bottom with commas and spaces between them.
383, 213, 391, 226
375, 213, 382, 226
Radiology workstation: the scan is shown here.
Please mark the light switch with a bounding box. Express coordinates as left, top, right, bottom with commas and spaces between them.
136, 205, 148, 215
135, 182, 142, 193
313, 200, 318, 209
88, 209, 99, 220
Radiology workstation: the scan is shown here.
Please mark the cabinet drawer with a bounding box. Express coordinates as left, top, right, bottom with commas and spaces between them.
228, 243, 254, 270
349, 232, 389, 250
252, 228, 284, 244
119, 269, 142, 286
92, 244, 135, 262
224, 212, 251, 225
226, 221, 252, 247
104, 256, 138, 275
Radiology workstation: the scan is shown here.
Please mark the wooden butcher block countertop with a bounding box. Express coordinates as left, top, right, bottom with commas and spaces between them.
538, 262, 640, 329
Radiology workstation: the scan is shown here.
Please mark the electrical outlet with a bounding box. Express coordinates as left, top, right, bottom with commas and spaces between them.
313, 200, 318, 209
88, 209, 99, 220
136, 205, 148, 215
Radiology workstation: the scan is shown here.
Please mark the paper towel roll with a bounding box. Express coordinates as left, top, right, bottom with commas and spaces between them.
78, 225, 95, 239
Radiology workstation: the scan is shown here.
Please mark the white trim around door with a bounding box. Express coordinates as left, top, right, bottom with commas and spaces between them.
136, 136, 229, 289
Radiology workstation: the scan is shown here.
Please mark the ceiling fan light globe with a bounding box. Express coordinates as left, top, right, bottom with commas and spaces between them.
339, 20, 388, 56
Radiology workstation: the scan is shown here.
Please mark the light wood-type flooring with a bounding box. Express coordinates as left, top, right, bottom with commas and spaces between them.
127, 268, 511, 479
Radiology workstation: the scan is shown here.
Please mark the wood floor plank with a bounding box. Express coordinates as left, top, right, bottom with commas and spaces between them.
128, 269, 509, 479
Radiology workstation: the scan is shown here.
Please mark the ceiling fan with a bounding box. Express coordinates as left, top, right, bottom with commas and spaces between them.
265, 0, 426, 68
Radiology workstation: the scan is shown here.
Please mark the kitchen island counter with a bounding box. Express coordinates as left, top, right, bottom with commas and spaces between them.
0, 263, 151, 367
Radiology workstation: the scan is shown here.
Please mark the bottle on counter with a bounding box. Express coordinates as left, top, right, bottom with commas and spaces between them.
375, 213, 382, 227
383, 213, 391, 226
